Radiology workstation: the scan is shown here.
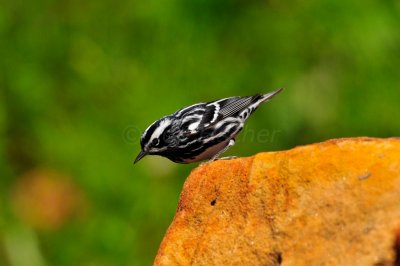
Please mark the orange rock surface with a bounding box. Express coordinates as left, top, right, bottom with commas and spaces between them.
154, 138, 400, 266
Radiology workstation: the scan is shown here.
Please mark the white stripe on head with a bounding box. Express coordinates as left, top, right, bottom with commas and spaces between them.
149, 118, 171, 143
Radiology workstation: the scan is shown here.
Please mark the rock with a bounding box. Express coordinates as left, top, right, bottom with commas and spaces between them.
154, 138, 400, 266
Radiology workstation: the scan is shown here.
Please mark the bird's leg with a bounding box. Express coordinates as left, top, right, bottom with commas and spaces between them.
216, 155, 238, 161
209, 139, 236, 162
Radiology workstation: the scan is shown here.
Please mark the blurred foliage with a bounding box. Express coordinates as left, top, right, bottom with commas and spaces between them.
0, 0, 399, 265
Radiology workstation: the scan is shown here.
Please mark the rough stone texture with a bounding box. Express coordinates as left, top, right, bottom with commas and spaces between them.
154, 138, 400, 266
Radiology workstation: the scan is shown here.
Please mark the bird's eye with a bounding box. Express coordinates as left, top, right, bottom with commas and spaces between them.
152, 138, 160, 146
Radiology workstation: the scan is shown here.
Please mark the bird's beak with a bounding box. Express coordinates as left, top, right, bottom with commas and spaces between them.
134, 150, 148, 164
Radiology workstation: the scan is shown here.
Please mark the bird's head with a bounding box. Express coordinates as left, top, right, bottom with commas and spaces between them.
134, 117, 172, 164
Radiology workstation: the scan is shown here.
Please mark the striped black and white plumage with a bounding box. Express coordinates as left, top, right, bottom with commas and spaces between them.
134, 88, 283, 164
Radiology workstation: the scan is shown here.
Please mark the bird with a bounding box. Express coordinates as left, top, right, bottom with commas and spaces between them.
134, 88, 284, 164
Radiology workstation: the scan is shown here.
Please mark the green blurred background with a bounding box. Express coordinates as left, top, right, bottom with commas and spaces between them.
1, 0, 399, 265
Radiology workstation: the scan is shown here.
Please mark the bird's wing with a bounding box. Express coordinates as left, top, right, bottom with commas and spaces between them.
204, 89, 283, 125
199, 95, 261, 127
175, 89, 283, 135
174, 96, 259, 136
171, 103, 207, 136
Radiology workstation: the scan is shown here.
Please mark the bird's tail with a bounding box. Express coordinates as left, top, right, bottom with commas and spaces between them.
240, 88, 284, 120
259, 88, 284, 104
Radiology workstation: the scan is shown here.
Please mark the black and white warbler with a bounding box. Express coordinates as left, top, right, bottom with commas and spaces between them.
134, 88, 283, 164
